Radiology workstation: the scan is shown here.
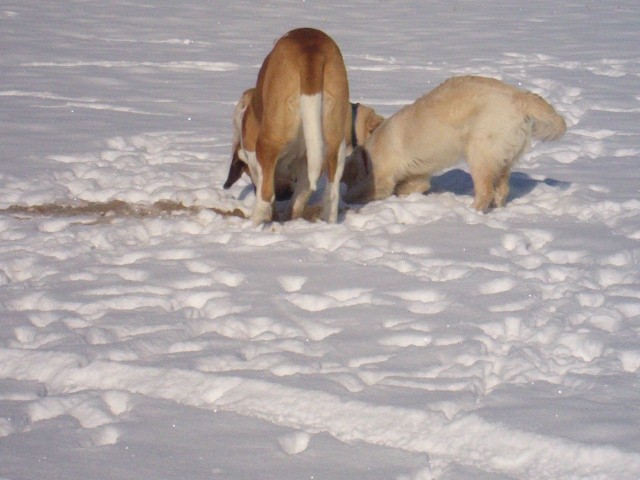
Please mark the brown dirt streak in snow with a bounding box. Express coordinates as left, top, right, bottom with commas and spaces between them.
0, 200, 247, 219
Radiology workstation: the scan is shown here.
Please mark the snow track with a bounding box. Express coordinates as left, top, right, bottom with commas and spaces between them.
2, 349, 640, 479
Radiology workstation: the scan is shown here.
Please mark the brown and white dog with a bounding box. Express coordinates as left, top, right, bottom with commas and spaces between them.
224, 89, 383, 204
343, 76, 567, 212
224, 28, 370, 225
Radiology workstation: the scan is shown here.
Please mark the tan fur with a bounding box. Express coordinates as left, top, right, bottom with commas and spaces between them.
350, 103, 385, 154
224, 91, 383, 202
343, 76, 567, 212
224, 28, 353, 225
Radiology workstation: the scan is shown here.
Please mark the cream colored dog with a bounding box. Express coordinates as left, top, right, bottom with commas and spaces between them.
343, 76, 566, 211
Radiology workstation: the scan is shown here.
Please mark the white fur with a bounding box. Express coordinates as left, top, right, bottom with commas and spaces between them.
232, 99, 247, 153
242, 150, 272, 225
241, 150, 262, 191
322, 139, 346, 223
251, 196, 273, 225
300, 93, 324, 193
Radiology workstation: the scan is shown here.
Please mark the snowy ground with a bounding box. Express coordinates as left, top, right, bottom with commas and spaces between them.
1, 1, 640, 479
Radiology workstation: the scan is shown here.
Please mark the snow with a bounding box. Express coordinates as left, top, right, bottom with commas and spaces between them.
1, 1, 639, 479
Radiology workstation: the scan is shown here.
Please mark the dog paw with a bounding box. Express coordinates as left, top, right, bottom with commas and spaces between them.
250, 198, 273, 225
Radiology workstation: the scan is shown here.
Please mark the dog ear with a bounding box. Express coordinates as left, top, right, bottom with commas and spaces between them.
238, 88, 254, 110
358, 146, 371, 175
342, 145, 369, 186
223, 148, 249, 189
233, 89, 253, 136
225, 89, 255, 190
366, 112, 384, 134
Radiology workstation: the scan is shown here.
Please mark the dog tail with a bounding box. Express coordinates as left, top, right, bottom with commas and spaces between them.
520, 92, 567, 141
300, 88, 324, 193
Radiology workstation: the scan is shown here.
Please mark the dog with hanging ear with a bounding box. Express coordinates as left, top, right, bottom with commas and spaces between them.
343, 75, 566, 212
224, 90, 383, 204
223, 28, 383, 225
224, 93, 384, 213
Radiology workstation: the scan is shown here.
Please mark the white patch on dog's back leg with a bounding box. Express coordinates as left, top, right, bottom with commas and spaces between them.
245, 151, 273, 225
323, 139, 346, 223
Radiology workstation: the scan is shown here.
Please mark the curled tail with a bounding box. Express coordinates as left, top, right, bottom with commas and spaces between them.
520, 92, 567, 141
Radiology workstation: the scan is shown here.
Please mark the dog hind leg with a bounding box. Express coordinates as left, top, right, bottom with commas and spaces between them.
322, 139, 346, 222
470, 170, 496, 212
493, 165, 511, 208
251, 138, 279, 225
467, 146, 501, 213
467, 130, 524, 212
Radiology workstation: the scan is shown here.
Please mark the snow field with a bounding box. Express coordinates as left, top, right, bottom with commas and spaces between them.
1, 1, 640, 479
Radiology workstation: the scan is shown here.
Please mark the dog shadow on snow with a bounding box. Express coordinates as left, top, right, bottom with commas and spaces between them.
429, 168, 571, 206
237, 168, 571, 221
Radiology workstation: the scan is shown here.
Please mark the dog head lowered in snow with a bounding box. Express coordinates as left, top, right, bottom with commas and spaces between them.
342, 75, 566, 212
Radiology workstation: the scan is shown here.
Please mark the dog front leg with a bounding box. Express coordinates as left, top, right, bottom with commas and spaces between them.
394, 175, 431, 197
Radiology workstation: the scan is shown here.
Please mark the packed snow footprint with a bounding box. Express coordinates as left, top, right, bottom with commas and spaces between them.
1, 114, 639, 479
